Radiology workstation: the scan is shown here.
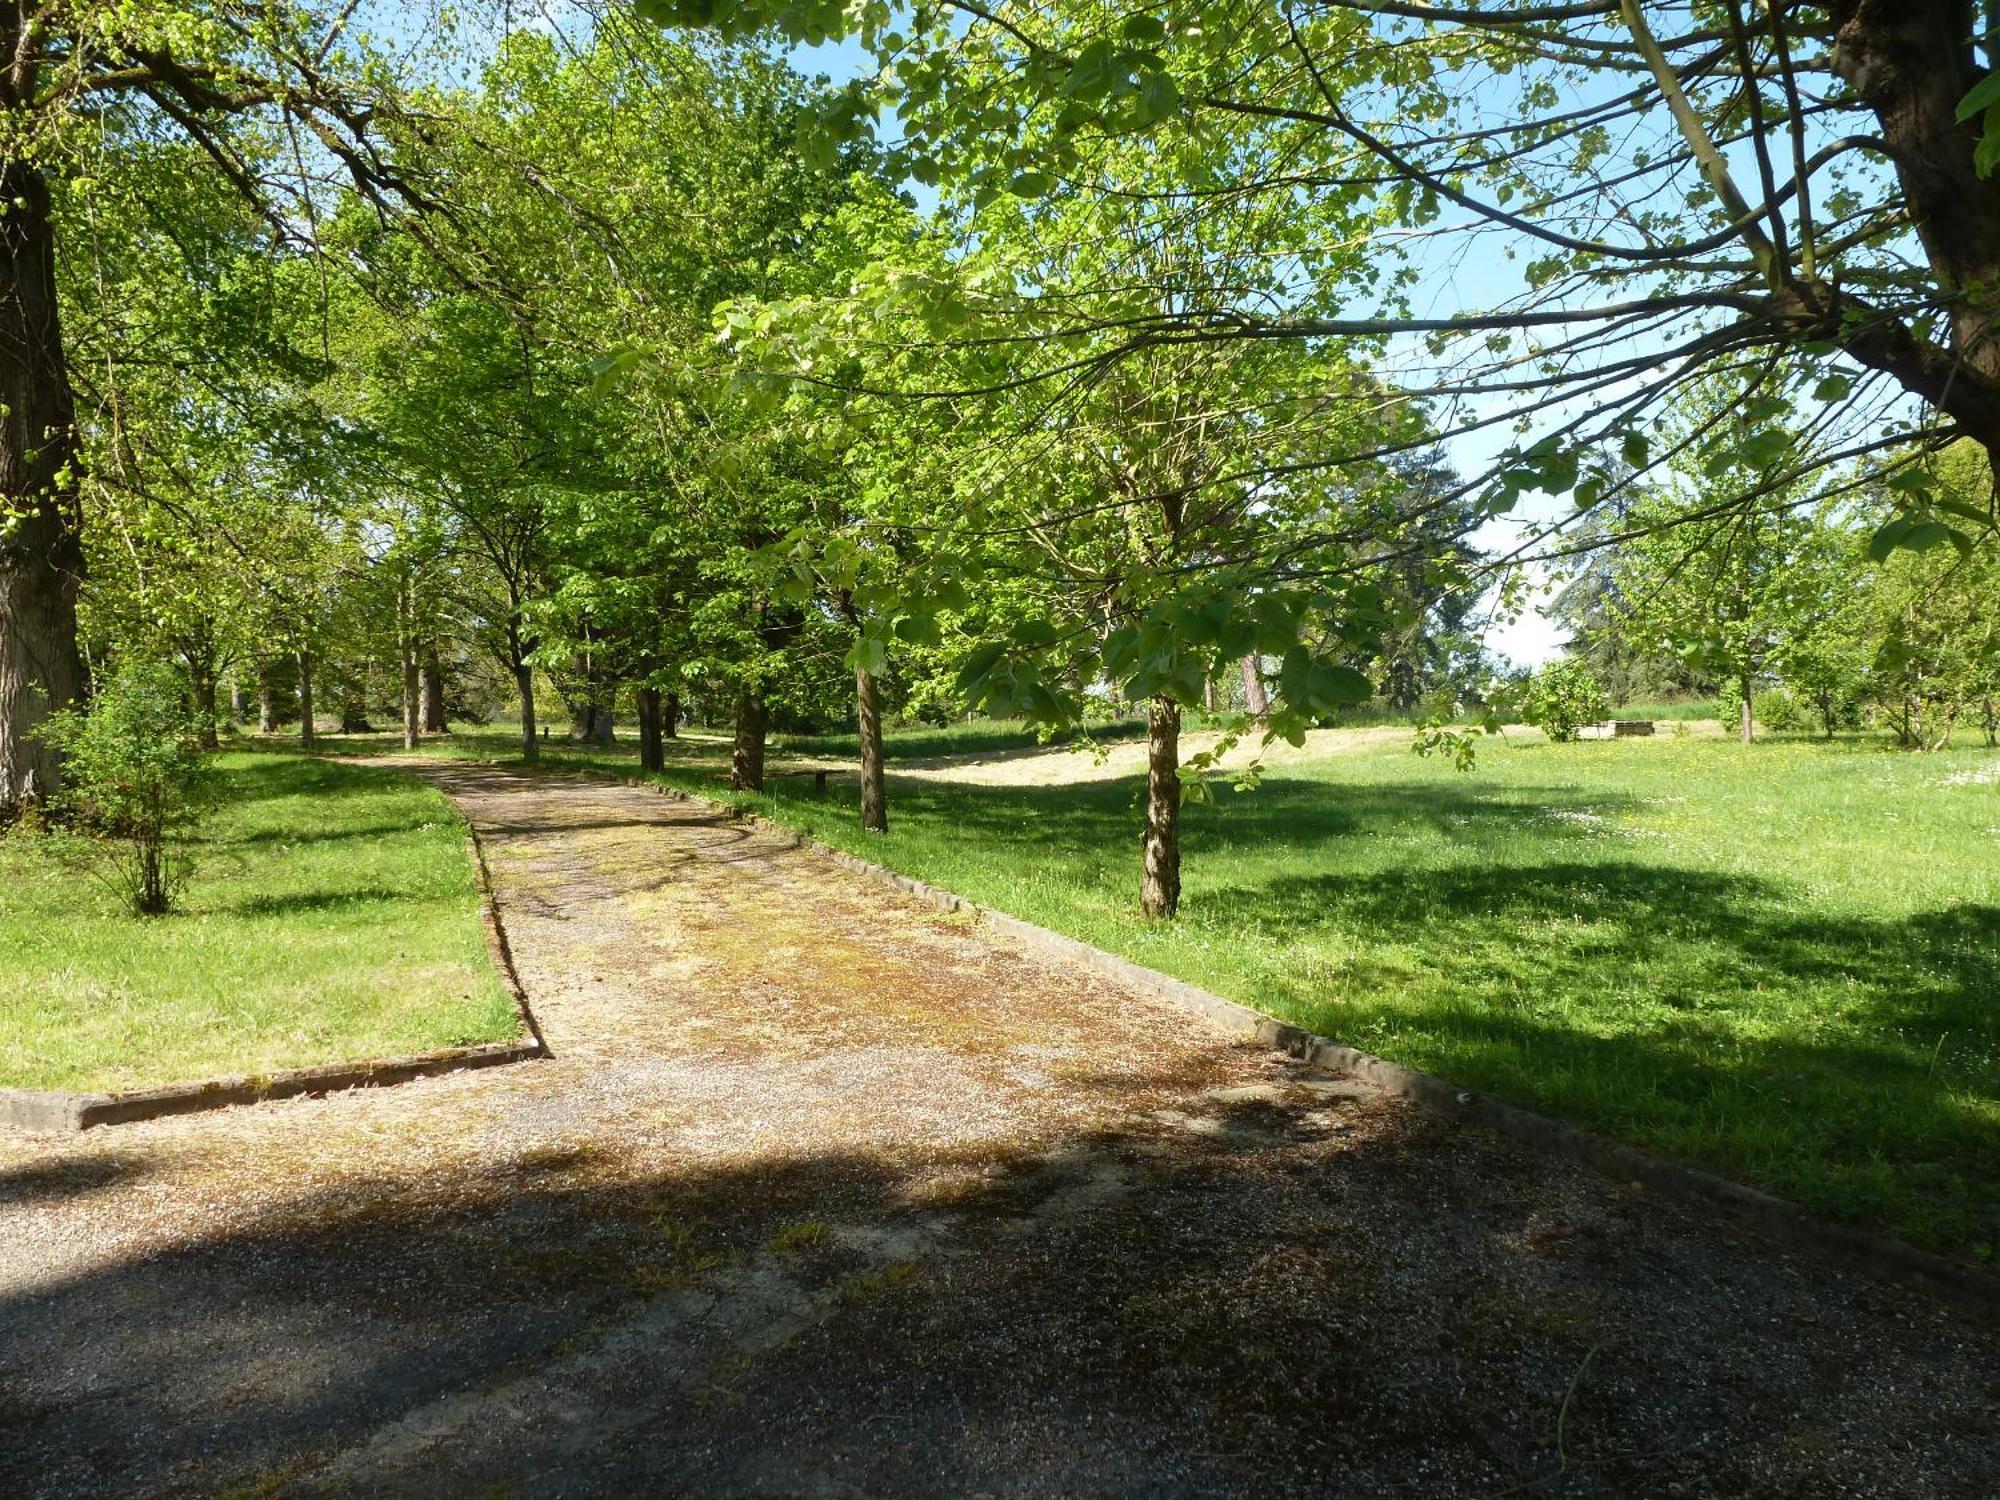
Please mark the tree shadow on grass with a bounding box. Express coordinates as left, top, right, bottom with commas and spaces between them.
869, 771, 1639, 861
1201, 859, 2000, 1252
229, 887, 413, 917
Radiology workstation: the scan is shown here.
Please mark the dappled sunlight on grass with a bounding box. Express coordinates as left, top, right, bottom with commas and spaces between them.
1, 752, 518, 1093
336, 722, 2000, 1257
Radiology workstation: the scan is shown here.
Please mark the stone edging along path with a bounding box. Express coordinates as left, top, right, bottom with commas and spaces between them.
590, 765, 1997, 1320
0, 820, 547, 1135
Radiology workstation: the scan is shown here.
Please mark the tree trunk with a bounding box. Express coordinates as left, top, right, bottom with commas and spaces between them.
257, 659, 276, 735
1830, 4, 2000, 400
516, 662, 540, 763
1203, 675, 1218, 713
592, 697, 615, 745
1142, 696, 1182, 919
420, 655, 447, 733
636, 686, 664, 773
1239, 655, 1270, 721
297, 649, 316, 750
664, 690, 679, 739
137, 839, 167, 917
1739, 674, 1754, 744
230, 676, 248, 725
0, 160, 85, 811
191, 666, 220, 751
856, 664, 887, 833
732, 691, 767, 792
401, 651, 420, 751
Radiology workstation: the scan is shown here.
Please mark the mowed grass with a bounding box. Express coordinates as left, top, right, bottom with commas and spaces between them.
0, 752, 519, 1093
323, 720, 2000, 1259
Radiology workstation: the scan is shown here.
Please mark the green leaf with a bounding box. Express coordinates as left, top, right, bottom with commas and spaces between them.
847, 635, 890, 674
1900, 521, 1956, 552
1867, 516, 1914, 562
1059, 39, 1116, 100
1955, 70, 2000, 123
1619, 431, 1649, 469
956, 641, 1007, 688
892, 613, 942, 647
1120, 13, 1166, 44
1133, 69, 1181, 126
1739, 428, 1790, 466
1311, 664, 1373, 706
1008, 171, 1058, 199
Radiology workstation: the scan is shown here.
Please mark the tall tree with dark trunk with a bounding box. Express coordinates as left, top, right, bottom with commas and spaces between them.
0, 1, 465, 811
635, 685, 666, 773
0, 157, 84, 807
420, 656, 447, 733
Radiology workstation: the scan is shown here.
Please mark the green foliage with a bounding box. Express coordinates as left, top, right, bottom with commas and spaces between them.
1520, 660, 1609, 743
0, 753, 516, 1091
1754, 689, 1805, 733
37, 660, 213, 914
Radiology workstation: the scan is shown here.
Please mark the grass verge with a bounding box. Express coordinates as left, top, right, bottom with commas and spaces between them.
0, 752, 519, 1094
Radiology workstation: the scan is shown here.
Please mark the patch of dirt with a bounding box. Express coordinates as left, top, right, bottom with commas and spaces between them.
1, 760, 1992, 1499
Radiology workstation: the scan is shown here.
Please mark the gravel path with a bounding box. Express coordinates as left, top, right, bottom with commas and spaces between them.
2, 760, 1994, 1498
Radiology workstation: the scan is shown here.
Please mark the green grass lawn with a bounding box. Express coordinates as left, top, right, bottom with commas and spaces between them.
0, 752, 519, 1094
318, 720, 1999, 1260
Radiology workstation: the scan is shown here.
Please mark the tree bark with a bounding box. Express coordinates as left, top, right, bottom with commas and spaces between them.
230, 675, 248, 725
1831, 4, 2000, 391
401, 651, 420, 751
732, 690, 768, 792
664, 690, 679, 739
856, 664, 887, 833
297, 649, 316, 750
1239, 655, 1270, 721
190, 665, 220, 751
516, 662, 540, 763
0, 160, 84, 810
420, 655, 447, 733
1142, 696, 1182, 919
257, 658, 276, 735
1739, 672, 1754, 744
636, 686, 665, 773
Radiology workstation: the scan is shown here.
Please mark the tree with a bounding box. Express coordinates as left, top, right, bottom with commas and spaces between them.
39, 659, 211, 914
1521, 659, 1610, 743
639, 0, 2000, 697
1857, 443, 2000, 747
0, 0, 480, 809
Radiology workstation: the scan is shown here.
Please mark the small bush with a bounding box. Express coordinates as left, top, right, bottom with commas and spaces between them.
38, 661, 213, 915
1522, 660, 1611, 743
1755, 689, 1805, 732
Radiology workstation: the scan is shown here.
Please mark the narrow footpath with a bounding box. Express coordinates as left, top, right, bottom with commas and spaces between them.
1, 761, 1992, 1498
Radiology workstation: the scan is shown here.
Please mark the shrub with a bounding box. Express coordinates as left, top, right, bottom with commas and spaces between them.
1522, 660, 1610, 743
37, 661, 213, 915
1756, 688, 1805, 732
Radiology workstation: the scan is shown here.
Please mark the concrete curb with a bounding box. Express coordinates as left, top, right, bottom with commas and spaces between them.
611, 768, 2000, 1320
2, 810, 547, 1136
